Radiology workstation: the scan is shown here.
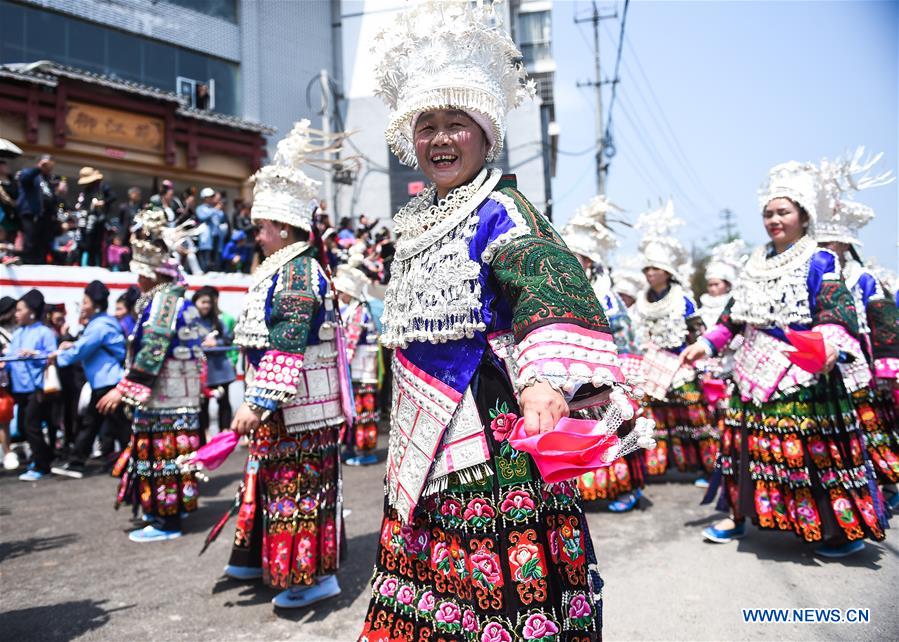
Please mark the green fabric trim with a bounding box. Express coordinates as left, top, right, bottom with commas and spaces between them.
490, 185, 609, 340
270, 255, 319, 354
130, 284, 185, 380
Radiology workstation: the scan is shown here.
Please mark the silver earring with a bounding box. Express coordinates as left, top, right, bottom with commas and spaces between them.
279, 229, 288, 239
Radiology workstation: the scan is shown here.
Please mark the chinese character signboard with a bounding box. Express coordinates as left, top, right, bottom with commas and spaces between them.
65, 102, 164, 153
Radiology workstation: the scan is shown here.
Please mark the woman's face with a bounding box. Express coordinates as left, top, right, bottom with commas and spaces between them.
254, 219, 287, 257
114, 300, 127, 320
763, 198, 805, 249
194, 295, 213, 318
706, 278, 730, 297
137, 274, 156, 293
80, 295, 96, 325
643, 266, 670, 291
14, 301, 34, 327
413, 109, 488, 198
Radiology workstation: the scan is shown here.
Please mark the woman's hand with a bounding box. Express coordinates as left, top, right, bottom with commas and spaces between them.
97, 388, 123, 415
680, 342, 708, 366
201, 334, 218, 348
231, 403, 262, 436
519, 381, 569, 436
822, 343, 838, 374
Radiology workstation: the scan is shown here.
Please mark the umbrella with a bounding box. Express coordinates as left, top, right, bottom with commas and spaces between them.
0, 138, 23, 159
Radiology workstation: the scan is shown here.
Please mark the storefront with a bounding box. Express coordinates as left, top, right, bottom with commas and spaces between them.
0, 60, 273, 202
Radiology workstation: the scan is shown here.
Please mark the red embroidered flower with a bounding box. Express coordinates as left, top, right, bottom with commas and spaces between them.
396, 584, 415, 605
508, 540, 546, 583
500, 490, 536, 521
469, 547, 503, 589
490, 412, 519, 442
522, 613, 560, 640
568, 593, 593, 619
435, 601, 462, 624
480, 622, 513, 642
463, 498, 495, 527
417, 590, 436, 612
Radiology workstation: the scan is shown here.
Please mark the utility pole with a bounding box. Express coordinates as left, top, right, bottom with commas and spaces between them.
575, 2, 616, 195
319, 69, 334, 214
719, 208, 738, 241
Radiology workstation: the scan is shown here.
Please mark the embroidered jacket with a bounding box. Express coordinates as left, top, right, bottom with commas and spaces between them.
703, 245, 866, 403
385, 173, 624, 521
115, 283, 203, 407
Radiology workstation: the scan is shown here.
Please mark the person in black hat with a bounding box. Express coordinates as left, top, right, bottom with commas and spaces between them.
5, 289, 57, 480
49, 281, 128, 478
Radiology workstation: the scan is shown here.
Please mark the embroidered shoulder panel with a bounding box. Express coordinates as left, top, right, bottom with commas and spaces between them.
812, 279, 859, 336
270, 255, 320, 354
868, 298, 899, 359
129, 284, 185, 380
490, 186, 608, 340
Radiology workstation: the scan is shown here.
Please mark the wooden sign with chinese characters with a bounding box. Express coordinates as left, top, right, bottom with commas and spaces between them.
65, 102, 164, 153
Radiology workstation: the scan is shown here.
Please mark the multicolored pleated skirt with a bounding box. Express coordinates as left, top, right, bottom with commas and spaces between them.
350, 382, 380, 453
644, 380, 716, 476
360, 361, 602, 642
114, 407, 201, 517
716, 375, 886, 543
852, 385, 899, 485
228, 414, 342, 589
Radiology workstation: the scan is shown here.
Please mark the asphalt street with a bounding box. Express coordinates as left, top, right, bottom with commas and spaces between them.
1, 436, 897, 641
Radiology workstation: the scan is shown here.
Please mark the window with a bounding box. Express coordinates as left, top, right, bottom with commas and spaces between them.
0, 1, 239, 115
162, 0, 237, 23
517, 10, 552, 66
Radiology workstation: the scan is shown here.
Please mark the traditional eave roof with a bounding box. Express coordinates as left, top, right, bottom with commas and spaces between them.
0, 60, 274, 134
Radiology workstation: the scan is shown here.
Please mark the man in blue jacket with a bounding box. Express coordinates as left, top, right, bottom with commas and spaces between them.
50, 281, 128, 478
15, 155, 56, 264
195, 187, 224, 272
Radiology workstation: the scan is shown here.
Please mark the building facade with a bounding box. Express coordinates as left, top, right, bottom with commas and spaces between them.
0, 0, 556, 222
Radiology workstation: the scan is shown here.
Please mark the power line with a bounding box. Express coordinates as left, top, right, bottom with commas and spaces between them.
619, 29, 722, 206
602, 0, 629, 177
613, 88, 704, 213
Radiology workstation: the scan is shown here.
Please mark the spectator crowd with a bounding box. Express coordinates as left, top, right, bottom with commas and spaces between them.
0, 154, 395, 282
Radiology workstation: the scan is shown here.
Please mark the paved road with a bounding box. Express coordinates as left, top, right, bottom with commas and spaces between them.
1, 439, 897, 641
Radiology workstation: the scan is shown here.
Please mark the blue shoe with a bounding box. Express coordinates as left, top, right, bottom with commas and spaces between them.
345, 454, 379, 466
702, 521, 747, 543
694, 477, 710, 488
18, 469, 45, 482
815, 540, 865, 558
128, 525, 182, 543
608, 490, 641, 513
224, 565, 263, 581
887, 492, 899, 511
272, 575, 341, 609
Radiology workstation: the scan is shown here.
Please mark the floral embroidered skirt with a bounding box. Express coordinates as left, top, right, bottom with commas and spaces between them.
852, 385, 899, 485
350, 383, 380, 453
113, 407, 201, 517
227, 415, 342, 589
717, 375, 886, 544
359, 362, 603, 642
644, 381, 716, 477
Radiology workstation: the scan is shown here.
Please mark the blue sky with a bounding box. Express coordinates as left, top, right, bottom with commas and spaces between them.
549, 0, 898, 271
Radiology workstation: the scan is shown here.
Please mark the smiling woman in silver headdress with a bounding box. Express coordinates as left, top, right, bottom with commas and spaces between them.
358, 2, 649, 640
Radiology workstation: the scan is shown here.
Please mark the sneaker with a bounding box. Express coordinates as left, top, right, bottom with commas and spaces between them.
886, 492, 899, 511
18, 469, 45, 482
3, 451, 20, 471
223, 565, 263, 581
694, 477, 710, 488
51, 462, 85, 479
815, 540, 865, 558
128, 525, 182, 543
702, 520, 747, 543
608, 489, 641, 513
345, 454, 379, 466
272, 575, 341, 609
